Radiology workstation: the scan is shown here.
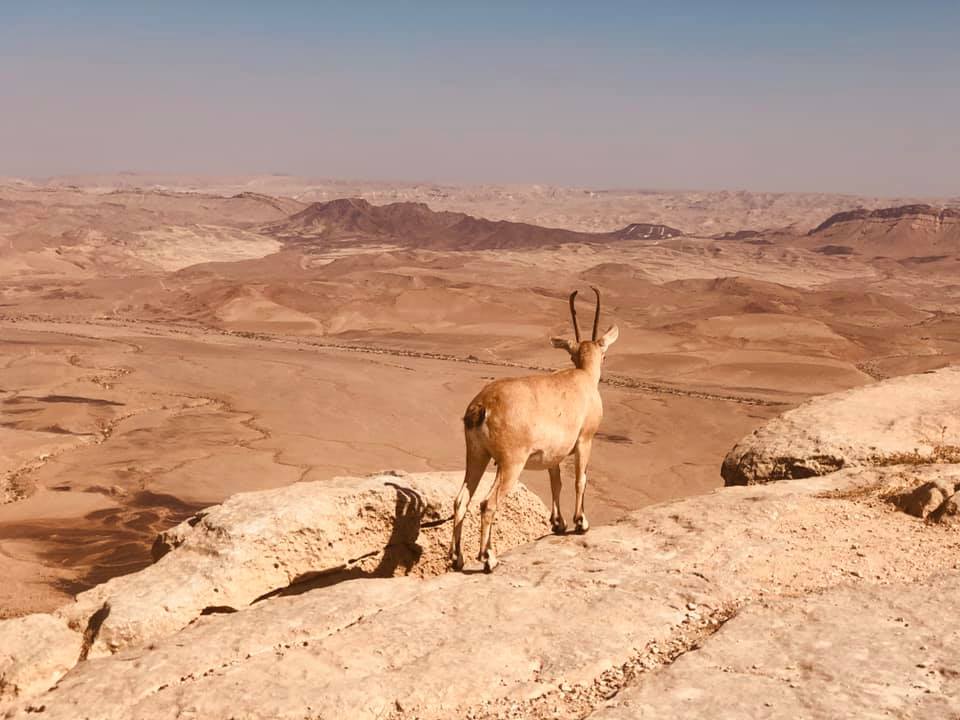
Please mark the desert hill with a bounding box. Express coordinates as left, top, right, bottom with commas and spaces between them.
263, 197, 682, 250
0, 186, 306, 275
805, 204, 960, 260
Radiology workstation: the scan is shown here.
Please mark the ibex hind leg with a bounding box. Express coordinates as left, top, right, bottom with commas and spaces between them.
450, 441, 490, 572
477, 460, 524, 573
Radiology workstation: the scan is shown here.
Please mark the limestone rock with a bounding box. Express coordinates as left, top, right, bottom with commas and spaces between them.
8, 465, 960, 720
0, 614, 82, 703
54, 472, 547, 659
593, 573, 960, 720
722, 366, 960, 485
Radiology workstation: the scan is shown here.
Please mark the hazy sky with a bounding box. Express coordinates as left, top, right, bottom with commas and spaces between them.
2, 1, 958, 195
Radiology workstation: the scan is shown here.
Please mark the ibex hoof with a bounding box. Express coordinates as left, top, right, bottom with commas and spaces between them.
483, 555, 499, 573
574, 516, 590, 534
551, 518, 567, 535
451, 555, 465, 572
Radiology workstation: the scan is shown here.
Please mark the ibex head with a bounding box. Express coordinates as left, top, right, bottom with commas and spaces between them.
550, 287, 619, 370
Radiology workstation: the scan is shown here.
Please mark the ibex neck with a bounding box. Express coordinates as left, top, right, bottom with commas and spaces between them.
580, 357, 603, 384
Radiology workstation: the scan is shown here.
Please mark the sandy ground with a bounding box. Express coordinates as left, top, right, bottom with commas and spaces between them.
1, 179, 958, 617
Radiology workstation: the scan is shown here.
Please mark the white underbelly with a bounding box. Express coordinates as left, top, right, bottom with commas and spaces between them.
524, 445, 575, 470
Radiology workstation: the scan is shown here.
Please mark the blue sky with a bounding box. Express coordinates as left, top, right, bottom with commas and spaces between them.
2, 2, 958, 195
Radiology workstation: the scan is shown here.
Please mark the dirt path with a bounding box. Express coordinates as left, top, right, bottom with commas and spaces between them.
1, 314, 793, 407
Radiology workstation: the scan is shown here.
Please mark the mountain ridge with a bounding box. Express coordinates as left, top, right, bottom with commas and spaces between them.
263, 197, 684, 250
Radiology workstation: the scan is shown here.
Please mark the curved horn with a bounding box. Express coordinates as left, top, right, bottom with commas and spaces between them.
568, 290, 581, 343
591, 286, 601, 341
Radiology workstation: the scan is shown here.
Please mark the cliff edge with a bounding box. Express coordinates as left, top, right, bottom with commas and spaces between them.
2, 368, 959, 719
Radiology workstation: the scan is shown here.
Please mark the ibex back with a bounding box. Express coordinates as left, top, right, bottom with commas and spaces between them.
450, 287, 619, 573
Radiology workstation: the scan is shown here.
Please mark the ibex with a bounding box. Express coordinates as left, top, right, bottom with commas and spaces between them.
450, 287, 619, 573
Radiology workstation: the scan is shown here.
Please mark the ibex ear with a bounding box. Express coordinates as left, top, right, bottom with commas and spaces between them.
597, 325, 619, 351
551, 336, 577, 355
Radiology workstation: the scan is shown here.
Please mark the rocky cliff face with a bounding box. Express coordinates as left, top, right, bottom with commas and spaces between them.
807, 204, 960, 259
810, 204, 960, 234
2, 369, 959, 719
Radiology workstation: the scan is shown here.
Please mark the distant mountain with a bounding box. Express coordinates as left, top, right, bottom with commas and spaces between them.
810, 204, 960, 234
808, 204, 960, 260
609, 223, 683, 241
262, 198, 683, 250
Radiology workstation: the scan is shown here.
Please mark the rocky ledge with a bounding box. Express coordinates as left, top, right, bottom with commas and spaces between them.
722, 366, 960, 485
0, 472, 548, 704
2, 367, 959, 719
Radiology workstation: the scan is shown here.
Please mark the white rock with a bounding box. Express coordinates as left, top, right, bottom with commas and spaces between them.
722, 366, 960, 485
0, 614, 82, 702
55, 472, 547, 659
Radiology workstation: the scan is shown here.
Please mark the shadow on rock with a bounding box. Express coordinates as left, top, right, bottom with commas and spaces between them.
254, 482, 431, 601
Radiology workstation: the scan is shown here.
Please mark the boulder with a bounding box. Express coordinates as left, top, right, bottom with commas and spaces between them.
53, 472, 547, 659
722, 366, 960, 485
930, 491, 960, 526
7, 464, 960, 720
900, 477, 960, 519
0, 614, 82, 703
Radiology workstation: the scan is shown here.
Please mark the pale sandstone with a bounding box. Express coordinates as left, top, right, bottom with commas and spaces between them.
6, 464, 960, 719
50, 472, 546, 659
0, 614, 82, 703
722, 366, 960, 485
592, 573, 960, 720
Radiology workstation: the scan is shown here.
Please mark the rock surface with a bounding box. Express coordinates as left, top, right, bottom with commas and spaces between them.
722, 366, 960, 485
592, 572, 960, 720
5, 463, 960, 719
899, 473, 960, 520
53, 471, 546, 659
0, 472, 547, 704
5, 369, 960, 719
0, 614, 82, 703
930, 491, 960, 525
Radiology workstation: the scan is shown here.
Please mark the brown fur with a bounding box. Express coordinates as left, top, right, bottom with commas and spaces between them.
449, 304, 619, 573
462, 402, 486, 430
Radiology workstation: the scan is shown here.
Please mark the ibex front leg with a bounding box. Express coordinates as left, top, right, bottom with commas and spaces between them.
548, 466, 566, 534
573, 438, 592, 533
477, 460, 523, 573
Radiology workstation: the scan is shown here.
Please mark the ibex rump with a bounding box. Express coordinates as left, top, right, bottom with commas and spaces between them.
450, 287, 619, 572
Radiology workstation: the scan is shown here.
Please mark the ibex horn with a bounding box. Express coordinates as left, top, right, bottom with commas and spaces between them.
568, 290, 582, 343
591, 286, 601, 341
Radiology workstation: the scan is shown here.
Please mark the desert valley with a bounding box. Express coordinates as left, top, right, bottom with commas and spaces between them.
1, 174, 959, 718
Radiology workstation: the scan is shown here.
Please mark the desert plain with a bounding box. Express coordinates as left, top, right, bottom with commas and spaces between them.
1, 173, 959, 622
